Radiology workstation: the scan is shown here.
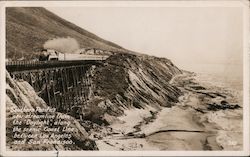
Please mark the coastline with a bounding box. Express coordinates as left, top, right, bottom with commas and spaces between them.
95, 72, 243, 150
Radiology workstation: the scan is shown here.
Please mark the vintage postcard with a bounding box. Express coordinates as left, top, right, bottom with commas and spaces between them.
0, 0, 249, 156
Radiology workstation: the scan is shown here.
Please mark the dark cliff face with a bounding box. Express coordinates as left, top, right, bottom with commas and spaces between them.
89, 53, 183, 117
6, 7, 129, 59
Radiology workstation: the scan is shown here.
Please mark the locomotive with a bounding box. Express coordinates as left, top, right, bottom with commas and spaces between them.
39, 49, 60, 61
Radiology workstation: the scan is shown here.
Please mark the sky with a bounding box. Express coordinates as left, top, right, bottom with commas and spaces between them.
46, 6, 243, 73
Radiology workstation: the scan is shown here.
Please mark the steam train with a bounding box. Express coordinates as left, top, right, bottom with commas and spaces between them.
38, 49, 108, 61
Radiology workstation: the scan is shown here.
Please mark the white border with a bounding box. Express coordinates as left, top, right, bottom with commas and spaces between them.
0, 0, 249, 156
0, 0, 248, 7
0, 2, 6, 157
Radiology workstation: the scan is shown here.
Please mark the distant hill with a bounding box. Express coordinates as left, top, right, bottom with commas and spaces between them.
6, 7, 129, 60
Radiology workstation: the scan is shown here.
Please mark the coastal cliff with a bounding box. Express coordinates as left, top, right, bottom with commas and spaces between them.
6, 72, 98, 150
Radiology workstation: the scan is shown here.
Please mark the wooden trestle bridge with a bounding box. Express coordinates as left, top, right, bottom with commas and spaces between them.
6, 60, 105, 116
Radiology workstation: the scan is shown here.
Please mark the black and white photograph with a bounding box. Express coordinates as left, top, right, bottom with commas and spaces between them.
0, 0, 249, 156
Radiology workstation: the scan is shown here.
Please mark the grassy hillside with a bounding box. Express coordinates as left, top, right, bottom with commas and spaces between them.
6, 7, 128, 60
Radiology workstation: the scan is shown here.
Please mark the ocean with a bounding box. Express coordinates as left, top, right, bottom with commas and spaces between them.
181, 63, 243, 91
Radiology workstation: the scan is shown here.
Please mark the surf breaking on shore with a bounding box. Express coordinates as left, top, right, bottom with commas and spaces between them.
95, 72, 242, 150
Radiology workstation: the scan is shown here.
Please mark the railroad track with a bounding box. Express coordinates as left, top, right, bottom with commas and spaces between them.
6, 60, 105, 72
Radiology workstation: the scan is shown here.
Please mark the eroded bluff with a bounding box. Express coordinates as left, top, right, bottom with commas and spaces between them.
84, 53, 183, 121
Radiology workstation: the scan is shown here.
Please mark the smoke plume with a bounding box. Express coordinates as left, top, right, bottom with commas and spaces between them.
43, 37, 80, 53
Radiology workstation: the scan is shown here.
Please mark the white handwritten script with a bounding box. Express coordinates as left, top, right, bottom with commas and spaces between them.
10, 107, 76, 146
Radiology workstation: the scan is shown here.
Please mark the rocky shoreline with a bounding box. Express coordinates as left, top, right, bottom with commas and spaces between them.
95, 72, 242, 150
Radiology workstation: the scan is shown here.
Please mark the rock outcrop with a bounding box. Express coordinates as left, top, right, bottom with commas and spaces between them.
6, 71, 98, 150
88, 53, 183, 119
